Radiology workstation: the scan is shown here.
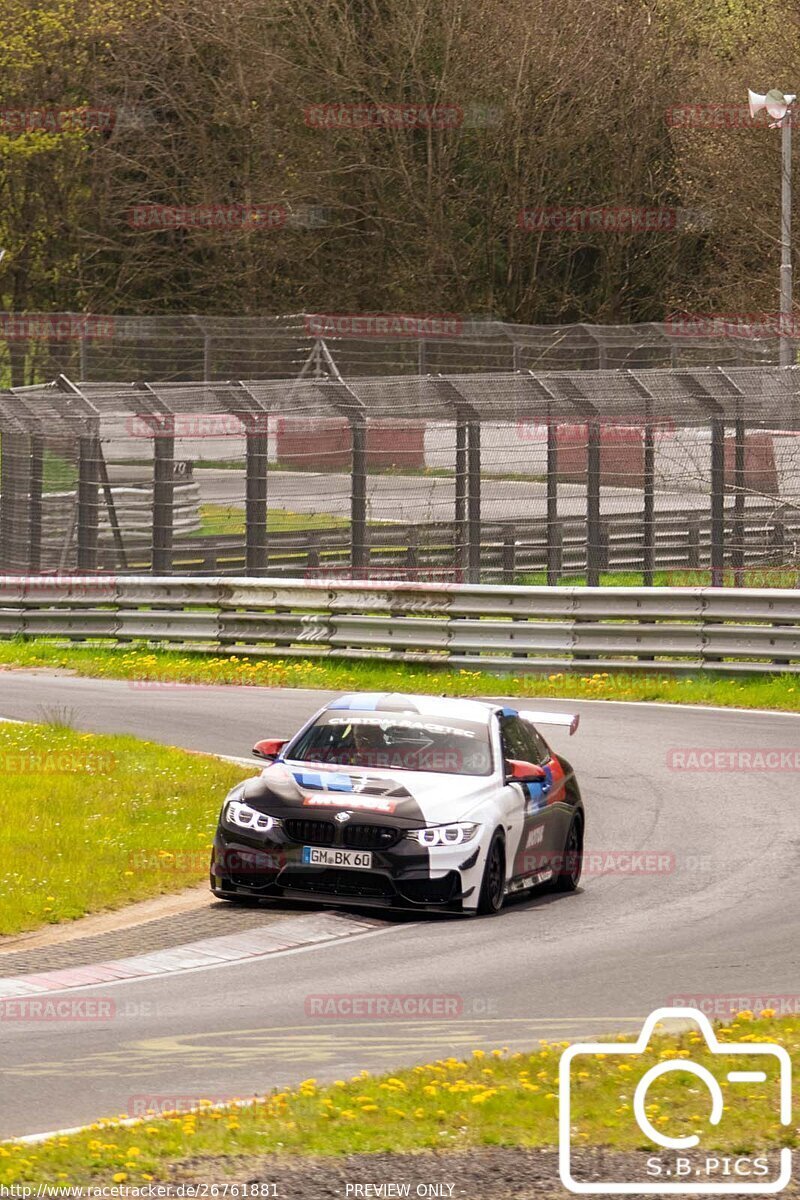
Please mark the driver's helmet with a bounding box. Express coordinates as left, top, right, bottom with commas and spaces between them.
352, 721, 387, 757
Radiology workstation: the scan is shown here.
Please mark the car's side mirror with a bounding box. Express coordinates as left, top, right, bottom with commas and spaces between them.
505, 759, 547, 785
252, 738, 287, 761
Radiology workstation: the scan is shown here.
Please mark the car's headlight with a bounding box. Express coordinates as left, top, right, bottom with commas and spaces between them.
224, 799, 280, 833
407, 823, 480, 847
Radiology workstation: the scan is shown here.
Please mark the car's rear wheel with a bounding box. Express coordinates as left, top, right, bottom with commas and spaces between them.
553, 815, 583, 892
477, 832, 506, 915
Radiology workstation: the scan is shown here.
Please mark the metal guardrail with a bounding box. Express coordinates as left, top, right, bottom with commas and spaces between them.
1, 576, 798, 674
96, 504, 800, 580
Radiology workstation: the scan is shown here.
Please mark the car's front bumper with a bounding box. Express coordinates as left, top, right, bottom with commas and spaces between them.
210, 827, 481, 914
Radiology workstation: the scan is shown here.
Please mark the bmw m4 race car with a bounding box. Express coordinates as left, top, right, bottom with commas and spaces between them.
211, 693, 584, 915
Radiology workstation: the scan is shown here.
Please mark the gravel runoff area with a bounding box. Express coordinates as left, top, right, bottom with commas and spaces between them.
153, 1148, 799, 1199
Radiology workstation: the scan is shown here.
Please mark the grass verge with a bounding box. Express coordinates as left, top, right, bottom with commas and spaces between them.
1, 1011, 794, 1183
517, 569, 800, 588
0, 640, 798, 712
193, 505, 350, 537
0, 722, 250, 935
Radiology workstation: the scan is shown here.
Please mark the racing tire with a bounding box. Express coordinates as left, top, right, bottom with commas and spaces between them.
477, 832, 506, 915
552, 815, 583, 892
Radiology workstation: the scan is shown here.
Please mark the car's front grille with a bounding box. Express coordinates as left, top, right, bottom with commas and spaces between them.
284, 819, 335, 846
343, 824, 402, 851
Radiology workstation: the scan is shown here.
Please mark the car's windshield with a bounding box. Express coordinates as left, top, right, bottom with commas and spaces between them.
286, 711, 493, 776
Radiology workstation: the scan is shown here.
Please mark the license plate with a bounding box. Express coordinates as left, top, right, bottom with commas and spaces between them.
302, 846, 373, 869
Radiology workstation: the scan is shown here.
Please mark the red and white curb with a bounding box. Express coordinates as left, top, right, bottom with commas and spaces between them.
0, 910, 381, 1000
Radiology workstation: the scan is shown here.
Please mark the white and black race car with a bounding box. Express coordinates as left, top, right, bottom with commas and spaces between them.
211, 692, 584, 915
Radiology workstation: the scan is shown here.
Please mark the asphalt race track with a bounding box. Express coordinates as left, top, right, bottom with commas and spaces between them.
1, 673, 799, 1138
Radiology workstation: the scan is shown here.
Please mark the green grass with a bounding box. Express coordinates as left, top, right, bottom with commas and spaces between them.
0, 445, 78, 493
2, 1011, 795, 1183
193, 505, 351, 538
518, 568, 800, 588
0, 640, 798, 711
0, 722, 250, 935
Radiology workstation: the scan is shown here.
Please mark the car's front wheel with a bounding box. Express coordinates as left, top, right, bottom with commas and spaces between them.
477, 832, 506, 915
553, 815, 583, 892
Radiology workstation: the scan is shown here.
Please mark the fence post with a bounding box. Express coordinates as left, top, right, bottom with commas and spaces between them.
502, 526, 516, 584
77, 430, 100, 571
406, 526, 419, 576
586, 418, 602, 585
598, 520, 610, 573
546, 403, 559, 585
455, 417, 467, 574
350, 412, 367, 578
710, 416, 725, 587
549, 521, 564, 581
245, 424, 269, 575
306, 533, 320, 575
467, 419, 481, 583
687, 517, 701, 571
643, 404, 655, 585
732, 412, 746, 585
28, 434, 43, 574
151, 416, 175, 574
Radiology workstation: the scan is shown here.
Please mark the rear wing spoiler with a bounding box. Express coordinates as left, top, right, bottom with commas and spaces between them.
519, 709, 580, 736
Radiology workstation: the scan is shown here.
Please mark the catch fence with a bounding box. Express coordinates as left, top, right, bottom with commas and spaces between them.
1, 313, 796, 387
0, 363, 798, 587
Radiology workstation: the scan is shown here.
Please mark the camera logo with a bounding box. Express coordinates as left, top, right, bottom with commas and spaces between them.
559, 1007, 792, 1195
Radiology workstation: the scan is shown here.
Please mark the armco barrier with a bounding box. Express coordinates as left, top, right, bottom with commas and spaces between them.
0, 577, 798, 674
0, 573, 796, 672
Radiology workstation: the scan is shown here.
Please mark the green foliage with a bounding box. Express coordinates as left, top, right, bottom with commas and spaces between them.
0, 720, 249, 934
0, 0, 797, 325
0, 639, 797, 711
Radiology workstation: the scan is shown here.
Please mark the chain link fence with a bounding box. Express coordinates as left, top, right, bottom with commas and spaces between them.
0, 314, 795, 388
1, 353, 798, 587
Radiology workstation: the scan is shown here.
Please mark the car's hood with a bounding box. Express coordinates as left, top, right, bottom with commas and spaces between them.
238, 759, 497, 826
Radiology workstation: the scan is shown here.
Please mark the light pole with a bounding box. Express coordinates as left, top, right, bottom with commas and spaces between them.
748, 88, 796, 366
